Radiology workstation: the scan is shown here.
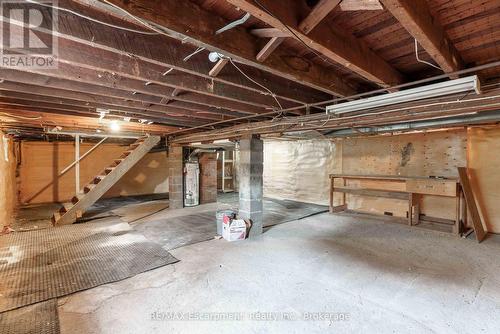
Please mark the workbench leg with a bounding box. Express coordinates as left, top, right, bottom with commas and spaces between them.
409, 193, 420, 226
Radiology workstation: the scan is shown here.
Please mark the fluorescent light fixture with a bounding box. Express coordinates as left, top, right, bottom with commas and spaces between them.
326, 75, 481, 115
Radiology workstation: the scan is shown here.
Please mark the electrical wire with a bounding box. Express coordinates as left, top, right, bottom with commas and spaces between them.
227, 57, 283, 112
414, 39, 442, 71
168, 60, 500, 136
25, 0, 159, 35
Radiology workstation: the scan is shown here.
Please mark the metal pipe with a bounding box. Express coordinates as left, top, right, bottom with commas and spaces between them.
168, 60, 500, 136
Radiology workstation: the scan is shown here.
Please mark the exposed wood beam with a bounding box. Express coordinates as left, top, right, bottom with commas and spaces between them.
0, 109, 176, 135
225, 0, 404, 87
380, 0, 464, 75
172, 88, 500, 143
0, 70, 250, 119
102, 0, 354, 96
0, 85, 230, 123
209, 58, 229, 77
256, 37, 285, 62
52, 2, 331, 106
9, 26, 290, 113
250, 28, 289, 38
340, 0, 383, 11
0, 96, 205, 128
299, 0, 342, 34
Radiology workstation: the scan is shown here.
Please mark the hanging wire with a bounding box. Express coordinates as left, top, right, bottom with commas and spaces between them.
414, 39, 442, 71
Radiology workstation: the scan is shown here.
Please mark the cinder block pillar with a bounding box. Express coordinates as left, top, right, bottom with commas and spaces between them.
168, 145, 184, 209
199, 152, 217, 204
239, 135, 263, 236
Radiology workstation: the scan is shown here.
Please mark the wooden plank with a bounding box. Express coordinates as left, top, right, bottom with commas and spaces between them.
457, 167, 487, 242
103, 0, 354, 96
299, 0, 342, 34
380, 0, 464, 75
250, 28, 290, 38
467, 127, 500, 233
0, 70, 249, 119
226, 0, 404, 87
256, 37, 285, 62
33, 1, 332, 106
405, 179, 458, 197
209, 58, 229, 77
333, 186, 409, 200
339, 0, 383, 11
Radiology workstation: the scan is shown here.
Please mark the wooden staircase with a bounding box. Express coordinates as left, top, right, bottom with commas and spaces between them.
52, 135, 161, 226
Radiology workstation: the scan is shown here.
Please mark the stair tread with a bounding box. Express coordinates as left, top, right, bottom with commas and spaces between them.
53, 136, 160, 225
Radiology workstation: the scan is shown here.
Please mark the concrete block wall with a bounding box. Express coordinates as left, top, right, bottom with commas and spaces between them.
168, 145, 183, 209
239, 136, 263, 236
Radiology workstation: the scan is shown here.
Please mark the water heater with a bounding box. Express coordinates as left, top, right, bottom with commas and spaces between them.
184, 162, 200, 207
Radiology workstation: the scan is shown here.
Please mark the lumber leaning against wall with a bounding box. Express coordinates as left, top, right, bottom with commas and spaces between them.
0, 132, 17, 229
467, 127, 500, 233
18, 141, 168, 204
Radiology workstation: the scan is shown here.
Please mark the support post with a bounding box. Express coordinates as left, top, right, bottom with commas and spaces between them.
239, 135, 263, 236
75, 135, 80, 194
168, 145, 184, 209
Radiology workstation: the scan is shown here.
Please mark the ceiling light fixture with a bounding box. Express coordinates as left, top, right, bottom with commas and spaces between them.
109, 120, 121, 132
326, 75, 481, 115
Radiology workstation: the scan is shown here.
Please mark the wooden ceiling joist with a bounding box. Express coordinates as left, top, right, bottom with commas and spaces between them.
47, 2, 332, 106
380, 0, 464, 75
0, 70, 251, 119
0, 109, 176, 135
101, 0, 354, 96
299, 0, 342, 35
256, 37, 286, 62
225, 0, 404, 87
0, 84, 232, 123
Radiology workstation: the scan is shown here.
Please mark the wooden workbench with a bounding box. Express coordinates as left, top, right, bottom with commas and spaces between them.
329, 174, 465, 234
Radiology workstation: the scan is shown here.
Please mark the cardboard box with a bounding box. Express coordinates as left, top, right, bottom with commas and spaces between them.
222, 216, 247, 241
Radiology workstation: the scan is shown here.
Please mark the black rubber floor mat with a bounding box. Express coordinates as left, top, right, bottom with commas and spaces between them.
0, 299, 59, 334
0, 222, 178, 313
134, 211, 216, 250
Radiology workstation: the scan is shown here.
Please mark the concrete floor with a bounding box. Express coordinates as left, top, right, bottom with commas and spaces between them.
57, 209, 500, 334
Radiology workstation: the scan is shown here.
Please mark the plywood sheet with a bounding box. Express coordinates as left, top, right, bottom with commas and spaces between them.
341, 130, 466, 219
19, 141, 168, 204
467, 127, 500, 233
0, 133, 17, 228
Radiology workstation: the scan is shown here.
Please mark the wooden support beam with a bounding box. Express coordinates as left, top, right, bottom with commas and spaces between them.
457, 167, 487, 242
171, 88, 500, 143
250, 28, 290, 38
380, 0, 464, 75
340, 0, 383, 11
0, 109, 176, 134
102, 0, 354, 96
43, 2, 331, 106
225, 0, 404, 87
256, 37, 285, 62
0, 88, 222, 125
209, 58, 229, 77
0, 70, 250, 119
299, 0, 342, 35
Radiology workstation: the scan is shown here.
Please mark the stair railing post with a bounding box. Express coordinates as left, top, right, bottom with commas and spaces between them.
75, 135, 80, 194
